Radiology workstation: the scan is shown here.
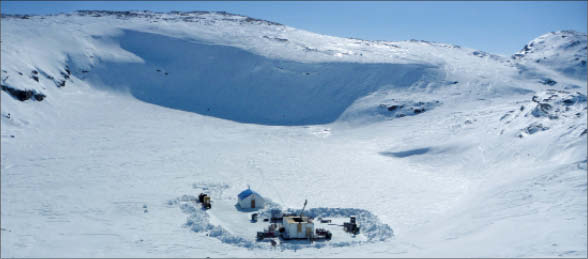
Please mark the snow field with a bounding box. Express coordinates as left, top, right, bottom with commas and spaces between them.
1, 11, 586, 257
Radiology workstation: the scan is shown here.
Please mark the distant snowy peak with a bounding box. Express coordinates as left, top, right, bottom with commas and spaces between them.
513, 30, 587, 80
515, 30, 586, 56
0, 10, 498, 64
2, 10, 283, 26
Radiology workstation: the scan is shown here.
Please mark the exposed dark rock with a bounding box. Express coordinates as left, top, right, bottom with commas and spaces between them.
31, 70, 40, 82
540, 103, 552, 111
303, 47, 319, 52
381, 100, 440, 119
539, 78, 557, 86
413, 108, 424, 114
1, 84, 46, 102
542, 94, 558, 102
56, 80, 66, 88
531, 102, 553, 118
60, 71, 70, 79
512, 53, 525, 59
387, 105, 402, 111
525, 123, 549, 135
563, 98, 576, 105
499, 113, 510, 121
242, 17, 281, 26
34, 93, 46, 101
519, 90, 586, 137
263, 35, 288, 42
472, 51, 488, 57
566, 40, 581, 48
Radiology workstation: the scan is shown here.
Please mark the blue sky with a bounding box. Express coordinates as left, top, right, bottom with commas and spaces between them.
2, 1, 586, 55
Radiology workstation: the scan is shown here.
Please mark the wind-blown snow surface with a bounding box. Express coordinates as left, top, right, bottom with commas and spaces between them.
1, 11, 586, 257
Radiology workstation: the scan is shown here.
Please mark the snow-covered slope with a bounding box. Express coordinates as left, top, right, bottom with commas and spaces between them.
1, 10, 586, 257
513, 30, 587, 81
2, 10, 536, 125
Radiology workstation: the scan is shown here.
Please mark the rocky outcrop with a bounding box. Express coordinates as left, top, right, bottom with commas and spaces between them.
1, 84, 46, 101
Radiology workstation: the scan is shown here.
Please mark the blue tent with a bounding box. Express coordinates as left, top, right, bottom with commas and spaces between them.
238, 188, 260, 200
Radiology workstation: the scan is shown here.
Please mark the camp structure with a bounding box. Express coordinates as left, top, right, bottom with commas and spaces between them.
237, 187, 265, 210
282, 215, 314, 239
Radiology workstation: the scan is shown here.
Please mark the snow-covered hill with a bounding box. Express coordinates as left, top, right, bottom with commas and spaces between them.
513, 30, 587, 81
1, 10, 586, 257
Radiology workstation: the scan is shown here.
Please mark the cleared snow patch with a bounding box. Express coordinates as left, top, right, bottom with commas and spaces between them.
170, 183, 394, 250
